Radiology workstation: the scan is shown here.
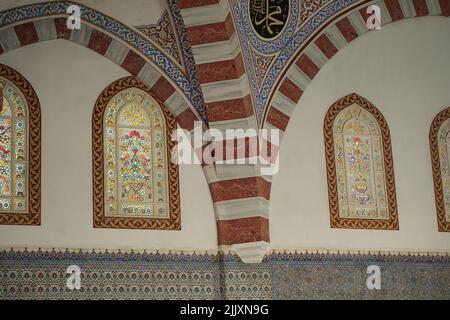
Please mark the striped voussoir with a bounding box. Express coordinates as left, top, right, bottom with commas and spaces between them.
181, 0, 270, 262
0, 16, 201, 134
265, 0, 450, 136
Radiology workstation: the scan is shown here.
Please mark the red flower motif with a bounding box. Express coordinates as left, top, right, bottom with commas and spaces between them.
129, 130, 140, 139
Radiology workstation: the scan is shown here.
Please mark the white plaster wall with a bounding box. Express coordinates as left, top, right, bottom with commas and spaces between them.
270, 17, 450, 252
0, 0, 166, 27
0, 40, 217, 250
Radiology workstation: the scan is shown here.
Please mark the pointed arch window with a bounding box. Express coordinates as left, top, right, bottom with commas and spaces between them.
0, 64, 41, 225
430, 107, 450, 232
324, 93, 398, 230
92, 77, 180, 230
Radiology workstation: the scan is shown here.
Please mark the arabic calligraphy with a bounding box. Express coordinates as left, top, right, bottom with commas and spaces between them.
249, 0, 289, 39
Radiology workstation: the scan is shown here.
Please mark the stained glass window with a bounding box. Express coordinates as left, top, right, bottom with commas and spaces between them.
93, 77, 180, 230
0, 79, 28, 213
324, 93, 398, 230
0, 64, 40, 226
104, 88, 169, 218
430, 108, 450, 232
333, 104, 388, 219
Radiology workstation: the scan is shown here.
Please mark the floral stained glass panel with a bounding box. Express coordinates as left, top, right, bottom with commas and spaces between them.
333, 104, 388, 220
0, 79, 28, 213
437, 118, 450, 223
103, 88, 169, 218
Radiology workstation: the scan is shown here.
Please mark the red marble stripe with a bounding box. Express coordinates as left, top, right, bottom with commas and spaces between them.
87, 29, 112, 55
206, 95, 254, 122
179, 0, 220, 9
295, 54, 319, 80
335, 17, 358, 43
440, 0, 450, 16
186, 13, 234, 46
121, 51, 146, 76
315, 33, 338, 59
219, 136, 259, 161
266, 106, 290, 132
217, 217, 269, 245
175, 108, 198, 132
209, 177, 271, 202
150, 76, 176, 102
54, 18, 72, 39
359, 5, 371, 23
14, 22, 39, 46
385, 0, 404, 21
197, 54, 245, 83
412, 0, 429, 16
279, 77, 303, 103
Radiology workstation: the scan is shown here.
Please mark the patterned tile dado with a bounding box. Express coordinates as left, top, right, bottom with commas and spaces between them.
1, 249, 449, 300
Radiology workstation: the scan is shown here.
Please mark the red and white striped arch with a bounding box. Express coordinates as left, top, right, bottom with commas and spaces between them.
181, 0, 271, 262
265, 0, 450, 134
0, 16, 201, 133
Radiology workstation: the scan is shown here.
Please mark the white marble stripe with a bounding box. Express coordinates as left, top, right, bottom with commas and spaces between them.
104, 39, 129, 65
204, 163, 263, 184
181, 0, 230, 27
347, 10, 368, 35
201, 73, 250, 103
192, 33, 240, 65
227, 242, 270, 263
271, 91, 296, 117
137, 63, 160, 89
0, 27, 20, 52
324, 25, 349, 50
426, 0, 442, 15
304, 43, 328, 69
34, 19, 57, 42
214, 197, 270, 220
165, 91, 189, 117
287, 64, 311, 90
69, 24, 92, 46
398, 0, 417, 18
378, 1, 393, 25
263, 121, 285, 141
209, 115, 257, 131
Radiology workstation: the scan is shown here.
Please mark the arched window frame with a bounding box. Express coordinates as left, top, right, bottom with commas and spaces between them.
324, 93, 398, 230
430, 107, 450, 232
0, 64, 41, 226
92, 76, 180, 230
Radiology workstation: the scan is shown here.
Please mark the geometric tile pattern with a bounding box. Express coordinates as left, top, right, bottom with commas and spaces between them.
1, 249, 449, 300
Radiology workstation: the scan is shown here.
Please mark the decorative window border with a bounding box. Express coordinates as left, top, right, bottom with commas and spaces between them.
324, 93, 398, 230
429, 107, 450, 232
0, 64, 41, 226
92, 76, 181, 230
